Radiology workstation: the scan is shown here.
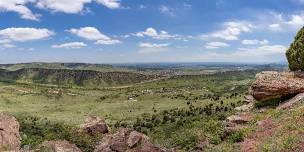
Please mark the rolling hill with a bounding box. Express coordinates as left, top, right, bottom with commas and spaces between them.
0, 68, 161, 87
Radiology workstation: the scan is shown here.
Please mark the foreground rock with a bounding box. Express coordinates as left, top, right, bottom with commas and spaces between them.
37, 140, 82, 152
94, 128, 166, 152
223, 112, 252, 138
80, 116, 109, 135
244, 95, 255, 103
235, 102, 254, 112
277, 92, 304, 110
250, 71, 304, 102
0, 112, 21, 151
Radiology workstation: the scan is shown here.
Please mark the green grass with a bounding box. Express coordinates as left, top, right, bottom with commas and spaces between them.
0, 70, 255, 150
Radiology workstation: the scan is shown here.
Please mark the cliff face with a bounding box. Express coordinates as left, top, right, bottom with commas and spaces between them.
0, 68, 161, 87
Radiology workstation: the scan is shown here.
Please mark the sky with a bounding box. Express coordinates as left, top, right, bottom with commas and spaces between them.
0, 0, 303, 64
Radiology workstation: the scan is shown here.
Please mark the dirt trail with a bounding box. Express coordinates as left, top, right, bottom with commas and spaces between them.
239, 117, 277, 152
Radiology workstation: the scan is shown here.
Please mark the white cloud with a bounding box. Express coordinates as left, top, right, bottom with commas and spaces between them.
159, 5, 174, 16
201, 21, 255, 40
285, 14, 304, 26
36, 0, 91, 14
96, 0, 121, 9
268, 24, 281, 31
139, 42, 170, 48
0, 0, 40, 21
238, 45, 286, 55
134, 27, 179, 40
138, 42, 170, 54
242, 39, 269, 45
196, 44, 287, 62
68, 27, 109, 40
262, 12, 304, 31
1, 43, 16, 48
52, 42, 87, 49
205, 42, 229, 49
0, 27, 54, 42
95, 39, 121, 45
0, 0, 122, 21
0, 39, 15, 48
68, 27, 121, 45
0, 39, 11, 44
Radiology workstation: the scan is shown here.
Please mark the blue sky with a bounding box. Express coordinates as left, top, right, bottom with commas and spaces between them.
0, 0, 303, 63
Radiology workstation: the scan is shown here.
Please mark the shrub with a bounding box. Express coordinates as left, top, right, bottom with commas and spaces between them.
286, 26, 304, 71
17, 116, 101, 152
227, 130, 245, 143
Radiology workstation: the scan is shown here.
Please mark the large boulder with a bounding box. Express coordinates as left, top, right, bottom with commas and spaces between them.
37, 140, 82, 152
94, 128, 166, 152
250, 71, 304, 102
127, 130, 149, 148
94, 134, 114, 152
109, 128, 131, 152
80, 116, 109, 136
0, 112, 21, 151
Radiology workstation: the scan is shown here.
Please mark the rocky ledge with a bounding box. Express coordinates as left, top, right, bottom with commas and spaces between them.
250, 71, 304, 102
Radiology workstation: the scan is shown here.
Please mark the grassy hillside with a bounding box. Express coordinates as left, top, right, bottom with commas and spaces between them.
0, 69, 258, 151
0, 68, 161, 87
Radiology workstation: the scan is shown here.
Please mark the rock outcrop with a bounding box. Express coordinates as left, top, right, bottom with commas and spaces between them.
223, 112, 252, 138
0, 112, 21, 151
37, 140, 82, 152
250, 71, 304, 102
80, 116, 109, 135
94, 128, 165, 152
277, 92, 304, 110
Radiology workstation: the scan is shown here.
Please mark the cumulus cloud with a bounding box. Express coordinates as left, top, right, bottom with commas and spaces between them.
205, 42, 229, 49
201, 21, 254, 40
242, 39, 269, 45
52, 42, 87, 49
0, 27, 54, 41
68, 27, 121, 45
36, 0, 91, 14
262, 12, 304, 31
285, 14, 304, 26
134, 27, 179, 40
0, 0, 40, 21
0, 0, 122, 21
68, 27, 109, 40
138, 42, 170, 53
96, 0, 121, 9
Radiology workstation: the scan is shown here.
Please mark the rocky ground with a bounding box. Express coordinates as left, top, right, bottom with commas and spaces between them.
224, 71, 304, 152
0, 114, 168, 152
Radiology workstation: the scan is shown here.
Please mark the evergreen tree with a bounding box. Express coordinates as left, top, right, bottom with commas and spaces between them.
286, 26, 304, 71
